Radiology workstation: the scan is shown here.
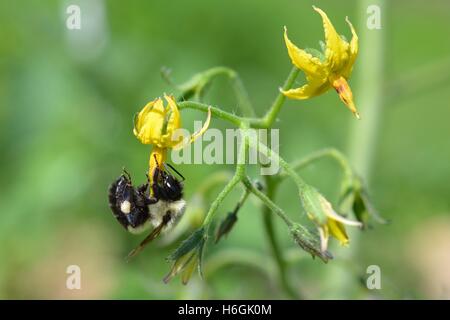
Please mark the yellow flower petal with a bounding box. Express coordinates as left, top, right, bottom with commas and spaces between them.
319, 194, 362, 227
172, 107, 211, 150
161, 94, 182, 146
281, 78, 330, 100
134, 98, 165, 145
327, 218, 349, 246
133, 99, 156, 138
284, 26, 325, 78
342, 16, 359, 79
313, 6, 349, 72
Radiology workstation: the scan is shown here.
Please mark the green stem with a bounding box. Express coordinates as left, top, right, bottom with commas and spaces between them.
253, 138, 307, 190
348, 0, 385, 181
261, 175, 299, 299
201, 66, 256, 117
229, 73, 256, 117
178, 101, 244, 126
242, 176, 293, 228
258, 67, 299, 128
202, 173, 241, 231
179, 67, 299, 130
282, 148, 353, 182
201, 130, 248, 232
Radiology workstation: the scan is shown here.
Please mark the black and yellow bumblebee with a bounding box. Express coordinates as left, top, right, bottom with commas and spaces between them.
108, 162, 186, 259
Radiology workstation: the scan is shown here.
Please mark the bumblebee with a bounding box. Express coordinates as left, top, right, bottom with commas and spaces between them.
108, 163, 186, 259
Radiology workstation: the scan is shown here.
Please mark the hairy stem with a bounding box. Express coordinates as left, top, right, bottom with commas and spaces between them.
201, 131, 248, 231
178, 101, 244, 126
200, 66, 256, 117
282, 148, 353, 183
242, 177, 293, 231
179, 67, 299, 130
202, 173, 241, 231
229, 72, 255, 117
260, 67, 300, 128
261, 175, 299, 299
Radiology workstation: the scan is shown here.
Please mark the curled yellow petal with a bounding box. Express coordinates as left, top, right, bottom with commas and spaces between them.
343, 16, 359, 78
281, 78, 330, 100
313, 6, 349, 72
284, 26, 325, 78
331, 76, 360, 119
133, 99, 156, 138
327, 218, 349, 246
172, 107, 211, 150
134, 98, 165, 145
161, 94, 182, 146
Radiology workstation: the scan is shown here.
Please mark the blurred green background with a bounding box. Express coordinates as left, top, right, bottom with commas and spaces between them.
1, 0, 449, 299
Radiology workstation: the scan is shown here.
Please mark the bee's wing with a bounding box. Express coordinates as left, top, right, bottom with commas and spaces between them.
125, 221, 166, 261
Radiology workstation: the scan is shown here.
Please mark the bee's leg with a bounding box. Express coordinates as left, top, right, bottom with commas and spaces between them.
150, 168, 164, 200
122, 167, 132, 181
165, 162, 185, 181
137, 183, 148, 194
126, 212, 172, 261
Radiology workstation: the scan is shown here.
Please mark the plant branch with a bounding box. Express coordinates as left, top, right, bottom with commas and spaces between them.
198, 66, 256, 117
280, 148, 353, 183
201, 130, 248, 231
242, 176, 293, 228
261, 175, 300, 299
257, 66, 300, 128
178, 101, 244, 126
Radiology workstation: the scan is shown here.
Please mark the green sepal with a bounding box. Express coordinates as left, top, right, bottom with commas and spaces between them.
166, 227, 205, 262
299, 184, 327, 225
290, 223, 333, 263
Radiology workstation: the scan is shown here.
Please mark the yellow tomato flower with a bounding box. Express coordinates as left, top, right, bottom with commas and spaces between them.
301, 185, 362, 252
133, 94, 211, 177
308, 195, 362, 252
282, 6, 360, 119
